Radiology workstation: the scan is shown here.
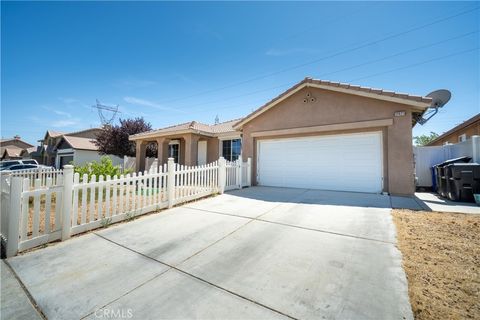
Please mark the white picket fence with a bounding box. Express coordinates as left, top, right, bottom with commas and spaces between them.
2, 156, 251, 257
1, 168, 63, 189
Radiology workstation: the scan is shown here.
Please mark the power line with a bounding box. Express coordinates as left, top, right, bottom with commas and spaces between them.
184, 47, 478, 116
158, 5, 478, 105
349, 47, 478, 82
178, 30, 477, 112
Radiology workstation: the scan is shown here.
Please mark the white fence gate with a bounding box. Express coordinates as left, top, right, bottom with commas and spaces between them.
2, 156, 251, 257
414, 135, 480, 187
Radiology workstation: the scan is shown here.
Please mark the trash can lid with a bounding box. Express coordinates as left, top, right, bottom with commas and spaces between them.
435, 156, 472, 167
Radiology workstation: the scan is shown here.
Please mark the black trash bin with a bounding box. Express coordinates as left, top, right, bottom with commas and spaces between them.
445, 163, 480, 202
433, 156, 472, 198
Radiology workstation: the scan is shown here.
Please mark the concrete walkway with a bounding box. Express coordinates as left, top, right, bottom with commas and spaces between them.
6, 187, 413, 320
1, 260, 43, 320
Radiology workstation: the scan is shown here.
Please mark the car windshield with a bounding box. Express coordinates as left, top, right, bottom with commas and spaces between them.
22, 160, 37, 165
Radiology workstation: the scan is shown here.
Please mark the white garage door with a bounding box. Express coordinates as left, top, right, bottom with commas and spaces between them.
257, 132, 383, 193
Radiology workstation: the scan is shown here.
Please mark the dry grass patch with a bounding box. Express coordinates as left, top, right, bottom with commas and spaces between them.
393, 209, 480, 320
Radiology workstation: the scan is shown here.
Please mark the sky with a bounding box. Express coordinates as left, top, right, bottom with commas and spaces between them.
1, 1, 479, 145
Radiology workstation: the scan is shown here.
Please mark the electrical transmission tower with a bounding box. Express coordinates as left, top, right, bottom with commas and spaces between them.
92, 99, 120, 126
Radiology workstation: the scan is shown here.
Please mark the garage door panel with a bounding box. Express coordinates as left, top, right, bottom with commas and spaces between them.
257, 132, 383, 193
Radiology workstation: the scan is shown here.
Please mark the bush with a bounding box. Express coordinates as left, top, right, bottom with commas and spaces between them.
73, 156, 132, 182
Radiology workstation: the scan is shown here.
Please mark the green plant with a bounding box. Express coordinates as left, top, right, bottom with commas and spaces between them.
73, 156, 133, 182
100, 217, 112, 228
125, 210, 136, 221
413, 132, 439, 146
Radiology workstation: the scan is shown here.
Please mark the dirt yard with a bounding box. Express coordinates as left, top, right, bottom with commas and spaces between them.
393, 209, 480, 320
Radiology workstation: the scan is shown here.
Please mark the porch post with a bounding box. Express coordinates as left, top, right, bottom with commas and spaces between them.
184, 135, 199, 166
156, 138, 170, 167
135, 141, 147, 172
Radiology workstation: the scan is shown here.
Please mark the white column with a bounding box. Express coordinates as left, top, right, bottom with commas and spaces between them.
218, 157, 226, 194
236, 155, 243, 189
247, 157, 252, 187
167, 158, 175, 208
61, 165, 74, 240
472, 135, 479, 163
6, 176, 23, 257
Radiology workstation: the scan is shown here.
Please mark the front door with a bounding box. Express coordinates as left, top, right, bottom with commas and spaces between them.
197, 140, 207, 165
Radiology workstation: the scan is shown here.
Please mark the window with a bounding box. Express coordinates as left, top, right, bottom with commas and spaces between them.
458, 134, 467, 142
222, 139, 241, 161
168, 143, 179, 163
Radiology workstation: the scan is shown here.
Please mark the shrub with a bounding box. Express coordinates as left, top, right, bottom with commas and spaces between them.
73, 156, 132, 182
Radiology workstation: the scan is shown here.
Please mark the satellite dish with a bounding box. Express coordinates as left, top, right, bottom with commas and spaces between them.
417, 89, 451, 125
427, 89, 451, 108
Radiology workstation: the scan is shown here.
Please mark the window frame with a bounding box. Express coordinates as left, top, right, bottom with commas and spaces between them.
220, 138, 242, 162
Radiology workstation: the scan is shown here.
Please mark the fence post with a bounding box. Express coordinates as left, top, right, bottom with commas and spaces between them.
167, 158, 175, 208
472, 135, 479, 163
218, 157, 226, 194
61, 165, 74, 241
247, 157, 252, 187
6, 176, 23, 257
237, 155, 243, 189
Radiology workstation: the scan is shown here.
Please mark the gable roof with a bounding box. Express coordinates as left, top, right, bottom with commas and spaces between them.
0, 137, 34, 148
426, 113, 480, 146
43, 128, 101, 141
130, 118, 241, 140
56, 136, 99, 151
1, 146, 23, 158
233, 78, 433, 129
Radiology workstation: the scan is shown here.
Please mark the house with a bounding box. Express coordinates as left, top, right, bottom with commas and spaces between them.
0, 136, 34, 160
37, 128, 102, 167
54, 135, 123, 168
426, 113, 480, 146
130, 78, 436, 195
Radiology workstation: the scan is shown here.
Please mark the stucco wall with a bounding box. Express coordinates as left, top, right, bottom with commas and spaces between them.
73, 150, 123, 167
240, 87, 416, 195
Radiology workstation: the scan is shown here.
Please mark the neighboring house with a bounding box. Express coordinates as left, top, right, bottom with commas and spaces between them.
37, 128, 102, 167
54, 135, 123, 168
0, 136, 34, 160
426, 113, 480, 146
130, 78, 436, 195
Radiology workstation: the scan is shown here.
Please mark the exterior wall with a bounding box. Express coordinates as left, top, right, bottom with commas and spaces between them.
57, 149, 123, 168
206, 137, 219, 163
428, 121, 480, 146
241, 87, 416, 195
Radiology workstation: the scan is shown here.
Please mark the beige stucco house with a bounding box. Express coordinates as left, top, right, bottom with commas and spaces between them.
130, 78, 435, 195
426, 113, 480, 146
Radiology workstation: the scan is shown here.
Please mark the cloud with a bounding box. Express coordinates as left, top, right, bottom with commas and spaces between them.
58, 97, 78, 104
51, 119, 81, 128
123, 96, 185, 113
265, 48, 321, 56
42, 106, 72, 118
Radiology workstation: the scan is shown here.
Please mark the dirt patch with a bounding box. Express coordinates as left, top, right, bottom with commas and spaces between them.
393, 209, 480, 320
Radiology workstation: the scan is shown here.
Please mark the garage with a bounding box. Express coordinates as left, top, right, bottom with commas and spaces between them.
257, 131, 383, 193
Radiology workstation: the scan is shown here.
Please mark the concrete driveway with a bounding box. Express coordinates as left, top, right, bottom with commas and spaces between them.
5, 187, 413, 320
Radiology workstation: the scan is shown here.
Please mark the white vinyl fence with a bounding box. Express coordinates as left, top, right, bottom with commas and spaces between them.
414, 135, 480, 187
2, 156, 251, 257
1, 168, 63, 189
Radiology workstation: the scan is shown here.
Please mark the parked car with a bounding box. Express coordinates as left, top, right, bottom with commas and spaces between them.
0, 159, 39, 171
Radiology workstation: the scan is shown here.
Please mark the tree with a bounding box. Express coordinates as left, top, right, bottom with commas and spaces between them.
94, 117, 157, 157
413, 132, 439, 146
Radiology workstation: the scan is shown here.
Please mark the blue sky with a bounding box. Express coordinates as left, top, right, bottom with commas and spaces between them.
1, 1, 479, 145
